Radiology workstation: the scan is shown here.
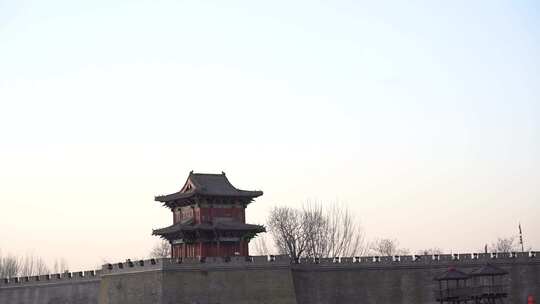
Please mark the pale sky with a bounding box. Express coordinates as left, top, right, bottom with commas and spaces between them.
0, 0, 539, 270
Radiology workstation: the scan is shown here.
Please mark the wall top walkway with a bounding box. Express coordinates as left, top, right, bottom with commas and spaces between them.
1, 252, 538, 287
0, 270, 101, 288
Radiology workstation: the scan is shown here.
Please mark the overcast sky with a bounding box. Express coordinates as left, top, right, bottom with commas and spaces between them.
1, 0, 539, 270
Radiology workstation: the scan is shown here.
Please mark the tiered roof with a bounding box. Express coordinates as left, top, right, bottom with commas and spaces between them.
155, 171, 263, 208
469, 263, 508, 277
434, 264, 509, 281
152, 220, 265, 239
435, 268, 470, 281
152, 171, 265, 241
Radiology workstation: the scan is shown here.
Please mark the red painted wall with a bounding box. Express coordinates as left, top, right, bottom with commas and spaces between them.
170, 204, 249, 257
172, 241, 249, 258
173, 206, 246, 224
196, 207, 245, 223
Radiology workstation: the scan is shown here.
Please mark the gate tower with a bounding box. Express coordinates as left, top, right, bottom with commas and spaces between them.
152, 171, 265, 258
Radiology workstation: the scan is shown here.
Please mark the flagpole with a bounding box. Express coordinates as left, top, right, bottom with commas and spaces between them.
519, 223, 524, 252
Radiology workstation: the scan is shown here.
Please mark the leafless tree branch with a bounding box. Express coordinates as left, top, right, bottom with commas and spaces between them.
150, 240, 171, 258
370, 238, 409, 256
267, 202, 366, 260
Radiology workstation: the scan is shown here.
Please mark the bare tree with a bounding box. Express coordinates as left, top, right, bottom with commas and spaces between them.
266, 203, 366, 260
35, 257, 49, 275
19, 254, 50, 277
303, 203, 366, 258
267, 206, 309, 259
1, 250, 68, 278
302, 203, 328, 259
53, 258, 69, 274
251, 234, 271, 256
370, 238, 409, 256
489, 236, 519, 253
417, 248, 443, 255
150, 240, 171, 258
0, 253, 51, 277
20, 254, 35, 277
0, 252, 20, 278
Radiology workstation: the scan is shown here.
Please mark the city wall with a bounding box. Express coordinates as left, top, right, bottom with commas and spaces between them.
98, 256, 296, 304
0, 270, 100, 304
1, 252, 539, 304
292, 252, 540, 303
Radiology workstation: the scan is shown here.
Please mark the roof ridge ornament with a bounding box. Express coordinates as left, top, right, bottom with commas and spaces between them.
154, 171, 263, 207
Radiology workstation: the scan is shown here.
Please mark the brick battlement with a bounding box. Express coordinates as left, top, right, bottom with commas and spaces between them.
1, 253, 539, 303
309, 251, 538, 265
1, 252, 538, 287
102, 251, 536, 270
0, 270, 101, 288
82, 251, 540, 275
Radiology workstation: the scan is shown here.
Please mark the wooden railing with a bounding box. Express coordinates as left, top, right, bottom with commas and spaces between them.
435, 287, 473, 301
470, 285, 507, 296
435, 285, 507, 301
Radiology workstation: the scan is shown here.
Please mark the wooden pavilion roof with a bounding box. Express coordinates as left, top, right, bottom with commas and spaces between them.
155, 172, 263, 207
469, 263, 508, 277
152, 220, 265, 238
434, 268, 470, 281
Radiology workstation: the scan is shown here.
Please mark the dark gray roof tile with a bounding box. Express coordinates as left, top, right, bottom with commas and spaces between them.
152, 221, 265, 236
469, 264, 508, 276
155, 172, 263, 203
434, 268, 470, 281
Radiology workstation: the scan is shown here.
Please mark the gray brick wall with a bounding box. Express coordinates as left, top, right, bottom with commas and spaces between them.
1, 253, 539, 304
